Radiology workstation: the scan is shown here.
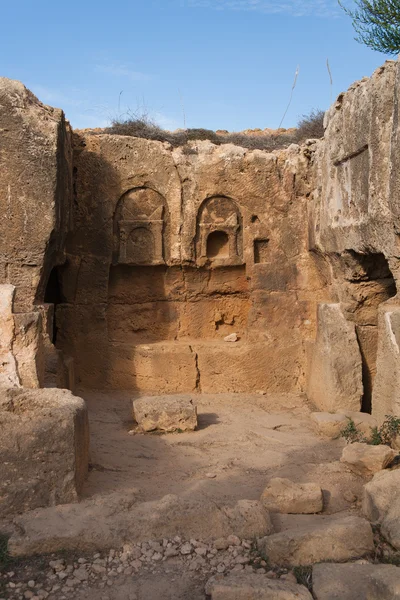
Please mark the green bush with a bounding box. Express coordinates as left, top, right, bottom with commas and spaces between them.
341, 414, 400, 447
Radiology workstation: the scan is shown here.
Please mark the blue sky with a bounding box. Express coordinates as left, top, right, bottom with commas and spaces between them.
1, 0, 392, 131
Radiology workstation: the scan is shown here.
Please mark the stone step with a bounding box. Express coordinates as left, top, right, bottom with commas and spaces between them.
258, 514, 374, 566
313, 563, 400, 600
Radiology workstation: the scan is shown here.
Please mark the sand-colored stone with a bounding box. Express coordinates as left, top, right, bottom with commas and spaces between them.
367, 567, 400, 599
133, 395, 197, 432
8, 493, 272, 557
0, 77, 72, 312
340, 442, 396, 476
260, 478, 323, 514
372, 304, 400, 424
363, 468, 400, 522
311, 411, 378, 440
0, 387, 89, 518
307, 304, 363, 412
205, 573, 313, 600
313, 563, 400, 600
258, 515, 374, 566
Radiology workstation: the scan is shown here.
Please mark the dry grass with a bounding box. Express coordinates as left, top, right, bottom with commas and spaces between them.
97, 109, 325, 151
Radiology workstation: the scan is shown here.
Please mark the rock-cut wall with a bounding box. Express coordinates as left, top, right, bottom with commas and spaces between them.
56, 134, 326, 393
309, 59, 400, 422
2, 59, 400, 419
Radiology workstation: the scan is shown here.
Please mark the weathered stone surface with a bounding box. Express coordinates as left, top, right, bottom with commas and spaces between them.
381, 504, 400, 550
260, 478, 323, 514
258, 515, 373, 566
340, 442, 396, 476
367, 566, 400, 599
0, 77, 72, 312
0, 387, 89, 518
13, 311, 45, 388
133, 394, 197, 432
313, 563, 400, 600
310, 412, 348, 438
0, 284, 19, 387
307, 303, 363, 412
8, 494, 272, 556
362, 469, 400, 522
311, 411, 378, 440
372, 304, 400, 424
205, 572, 313, 599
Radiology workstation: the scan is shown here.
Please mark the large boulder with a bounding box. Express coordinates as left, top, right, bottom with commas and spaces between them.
133, 394, 197, 432
362, 469, 400, 522
258, 514, 373, 566
0, 387, 89, 518
260, 478, 323, 514
340, 442, 396, 476
205, 572, 313, 599
8, 493, 272, 557
313, 563, 400, 600
307, 304, 363, 412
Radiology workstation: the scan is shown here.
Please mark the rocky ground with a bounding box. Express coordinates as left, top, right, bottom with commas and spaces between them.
2, 392, 400, 599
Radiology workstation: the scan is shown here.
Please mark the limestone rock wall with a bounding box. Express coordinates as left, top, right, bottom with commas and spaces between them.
310, 59, 400, 420
55, 135, 326, 393
0, 77, 73, 312
4, 61, 400, 412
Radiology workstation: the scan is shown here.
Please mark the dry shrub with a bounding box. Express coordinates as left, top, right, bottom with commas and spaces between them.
101, 108, 325, 151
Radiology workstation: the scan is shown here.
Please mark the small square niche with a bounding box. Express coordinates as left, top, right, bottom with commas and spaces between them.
254, 239, 269, 264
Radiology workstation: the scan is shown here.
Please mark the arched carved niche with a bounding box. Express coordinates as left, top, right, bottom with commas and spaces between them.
113, 187, 168, 265
196, 196, 243, 266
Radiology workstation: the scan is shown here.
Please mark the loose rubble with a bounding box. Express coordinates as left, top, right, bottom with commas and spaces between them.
0, 535, 304, 600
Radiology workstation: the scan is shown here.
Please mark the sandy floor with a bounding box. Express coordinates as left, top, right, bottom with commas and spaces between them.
81, 391, 364, 516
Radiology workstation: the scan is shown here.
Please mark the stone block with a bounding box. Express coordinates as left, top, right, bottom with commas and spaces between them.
311, 412, 348, 438
372, 304, 400, 424
133, 394, 197, 432
8, 493, 272, 556
258, 515, 373, 566
340, 442, 396, 476
260, 478, 323, 514
205, 573, 313, 600
0, 284, 19, 387
363, 468, 400, 522
307, 303, 363, 412
313, 563, 400, 600
0, 388, 89, 518
13, 311, 45, 388
367, 565, 400, 599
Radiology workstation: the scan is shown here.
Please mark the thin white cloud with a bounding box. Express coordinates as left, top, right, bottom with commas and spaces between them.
95, 63, 151, 81
185, 0, 340, 17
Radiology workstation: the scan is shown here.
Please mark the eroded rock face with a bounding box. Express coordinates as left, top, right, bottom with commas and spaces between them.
307, 303, 363, 412
55, 133, 324, 394
0, 77, 72, 312
0, 387, 89, 518
133, 395, 197, 432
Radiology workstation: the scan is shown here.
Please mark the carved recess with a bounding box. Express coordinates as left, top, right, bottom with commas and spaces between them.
113, 188, 167, 265
196, 196, 243, 267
